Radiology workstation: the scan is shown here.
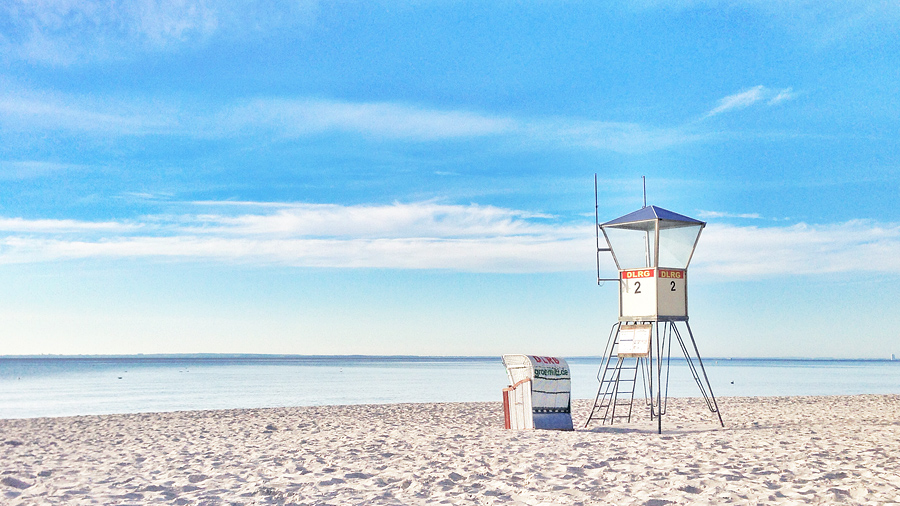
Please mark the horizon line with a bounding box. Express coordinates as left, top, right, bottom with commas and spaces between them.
1, 353, 896, 362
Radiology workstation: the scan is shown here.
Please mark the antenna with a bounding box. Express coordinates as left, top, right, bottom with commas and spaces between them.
642, 176, 647, 208
595, 174, 601, 285
594, 174, 618, 285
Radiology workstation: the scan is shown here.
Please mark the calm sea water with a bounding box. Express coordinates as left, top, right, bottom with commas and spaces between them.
1, 355, 898, 419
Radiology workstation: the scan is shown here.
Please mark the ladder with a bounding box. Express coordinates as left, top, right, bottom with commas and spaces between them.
591, 355, 642, 425
585, 323, 648, 427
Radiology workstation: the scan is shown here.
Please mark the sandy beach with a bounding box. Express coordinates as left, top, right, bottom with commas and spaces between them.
2, 394, 899, 505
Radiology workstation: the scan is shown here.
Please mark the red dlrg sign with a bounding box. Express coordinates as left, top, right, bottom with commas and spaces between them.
621, 269, 654, 279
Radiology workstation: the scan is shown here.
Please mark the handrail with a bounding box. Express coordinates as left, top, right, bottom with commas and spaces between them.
503, 378, 532, 391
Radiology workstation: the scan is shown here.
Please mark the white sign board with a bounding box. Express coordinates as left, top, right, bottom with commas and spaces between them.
617, 324, 651, 357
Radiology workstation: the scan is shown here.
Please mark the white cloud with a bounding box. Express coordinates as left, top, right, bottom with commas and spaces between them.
0, 89, 180, 135
704, 86, 797, 118
190, 200, 297, 208
705, 86, 765, 117
758, 1, 900, 46
630, 1, 900, 46
0, 217, 140, 233
215, 98, 517, 141
6, 0, 897, 67
528, 119, 708, 154
0, 0, 222, 64
177, 202, 557, 238
0, 235, 588, 272
0, 203, 898, 278
0, 0, 325, 65
0, 202, 590, 272
216, 99, 709, 152
0, 160, 86, 180
767, 87, 797, 105
0, 88, 708, 153
696, 210, 763, 220
694, 221, 900, 278
0, 89, 519, 141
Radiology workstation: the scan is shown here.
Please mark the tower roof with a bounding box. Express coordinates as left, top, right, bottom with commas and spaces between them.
601, 205, 705, 228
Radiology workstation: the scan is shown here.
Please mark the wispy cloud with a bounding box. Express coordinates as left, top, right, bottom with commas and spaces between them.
705, 86, 766, 117
181, 201, 558, 238
527, 119, 708, 154
0, 202, 898, 278
0, 87, 519, 141
0, 217, 140, 234
703, 86, 796, 118
0, 0, 321, 65
6, 1, 896, 67
696, 210, 763, 220
215, 99, 709, 152
767, 87, 797, 105
0, 88, 181, 135
630, 1, 900, 47
0, 160, 87, 180
1, 0, 221, 64
215, 98, 517, 141
0, 76, 801, 153
0, 88, 709, 154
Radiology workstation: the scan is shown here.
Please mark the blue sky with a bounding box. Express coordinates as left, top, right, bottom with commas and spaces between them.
1, 1, 898, 357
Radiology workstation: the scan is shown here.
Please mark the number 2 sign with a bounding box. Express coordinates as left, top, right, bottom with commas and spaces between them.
619, 268, 687, 320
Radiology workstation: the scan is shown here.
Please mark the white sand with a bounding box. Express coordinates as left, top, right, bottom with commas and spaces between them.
2, 395, 899, 505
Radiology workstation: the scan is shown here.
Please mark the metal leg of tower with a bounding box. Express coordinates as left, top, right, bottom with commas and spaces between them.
656, 322, 663, 434
677, 321, 725, 428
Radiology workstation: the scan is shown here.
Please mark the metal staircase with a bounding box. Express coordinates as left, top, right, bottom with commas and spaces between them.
585, 323, 649, 426
592, 355, 643, 424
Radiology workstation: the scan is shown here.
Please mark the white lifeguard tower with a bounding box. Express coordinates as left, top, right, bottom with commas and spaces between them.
586, 181, 724, 433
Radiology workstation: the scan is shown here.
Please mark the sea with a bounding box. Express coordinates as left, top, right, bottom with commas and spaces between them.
1, 355, 898, 419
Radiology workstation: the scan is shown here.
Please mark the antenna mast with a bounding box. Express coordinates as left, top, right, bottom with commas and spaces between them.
595, 174, 601, 285
642, 175, 647, 208
594, 174, 617, 284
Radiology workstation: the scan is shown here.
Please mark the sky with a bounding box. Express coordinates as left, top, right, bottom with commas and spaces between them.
0, 0, 898, 358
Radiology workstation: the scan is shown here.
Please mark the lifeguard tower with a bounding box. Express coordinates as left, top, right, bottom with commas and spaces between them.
586, 181, 724, 433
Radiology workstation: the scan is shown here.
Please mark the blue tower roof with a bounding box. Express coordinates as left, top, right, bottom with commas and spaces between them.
601, 205, 705, 227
